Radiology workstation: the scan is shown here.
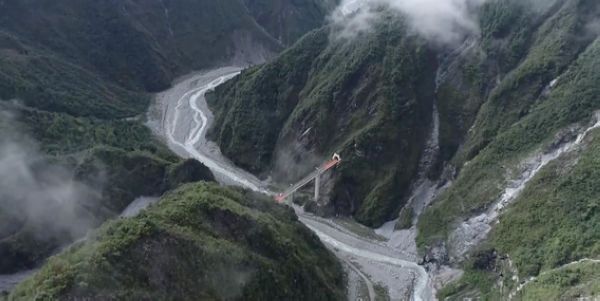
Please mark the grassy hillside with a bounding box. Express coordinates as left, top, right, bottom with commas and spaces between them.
515, 261, 600, 300
459, 0, 597, 162
205, 0, 599, 228
208, 1, 590, 228
7, 183, 345, 301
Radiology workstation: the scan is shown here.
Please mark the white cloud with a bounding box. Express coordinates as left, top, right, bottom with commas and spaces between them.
331, 0, 488, 45
0, 109, 100, 240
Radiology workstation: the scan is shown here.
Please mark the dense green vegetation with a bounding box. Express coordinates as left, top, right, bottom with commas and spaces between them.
7, 183, 345, 301
0, 0, 330, 92
241, 0, 337, 45
207, 28, 331, 174
19, 109, 174, 157
0, 0, 332, 276
418, 13, 600, 250
516, 261, 600, 300
2, 0, 598, 298
0, 0, 330, 116
460, 0, 597, 162
208, 0, 600, 229
0, 50, 148, 119
209, 14, 439, 227
492, 134, 600, 277
0, 109, 215, 273
441, 128, 600, 299
204, 0, 600, 297
419, 1, 600, 298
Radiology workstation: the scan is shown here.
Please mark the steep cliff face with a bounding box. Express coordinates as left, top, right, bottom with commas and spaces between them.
8, 183, 346, 301
208, 0, 599, 222
434, 36, 600, 299
209, 15, 439, 226
207, 0, 600, 297
419, 0, 600, 251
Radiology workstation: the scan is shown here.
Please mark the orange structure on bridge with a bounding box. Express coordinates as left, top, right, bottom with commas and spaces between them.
274, 153, 341, 203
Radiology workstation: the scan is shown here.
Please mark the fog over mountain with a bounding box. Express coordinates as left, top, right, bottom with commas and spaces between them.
331, 0, 488, 44
1, 0, 599, 300
0, 109, 100, 242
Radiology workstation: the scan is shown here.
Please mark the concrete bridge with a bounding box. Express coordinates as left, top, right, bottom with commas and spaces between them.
274, 153, 341, 203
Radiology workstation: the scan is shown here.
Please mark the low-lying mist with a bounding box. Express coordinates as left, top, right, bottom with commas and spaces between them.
0, 109, 101, 244
330, 0, 488, 44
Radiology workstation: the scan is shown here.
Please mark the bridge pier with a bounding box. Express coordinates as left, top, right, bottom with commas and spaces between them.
273, 154, 340, 204
314, 173, 320, 202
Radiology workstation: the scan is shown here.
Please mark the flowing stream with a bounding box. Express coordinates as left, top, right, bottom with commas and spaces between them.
155, 68, 268, 194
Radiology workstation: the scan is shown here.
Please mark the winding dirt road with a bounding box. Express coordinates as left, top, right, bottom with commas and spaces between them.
147, 67, 434, 301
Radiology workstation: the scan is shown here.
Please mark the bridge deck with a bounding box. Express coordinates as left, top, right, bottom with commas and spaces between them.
275, 158, 340, 202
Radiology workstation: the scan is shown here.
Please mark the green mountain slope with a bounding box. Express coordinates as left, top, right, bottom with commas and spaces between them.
208, 14, 438, 226
205, 0, 600, 298
241, 0, 338, 45
207, 0, 599, 225
419, 28, 600, 250
0, 0, 331, 277
0, 0, 333, 89
439, 123, 600, 299
2, 0, 599, 298
0, 108, 214, 274
0, 0, 331, 118
7, 183, 345, 301
514, 261, 600, 300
